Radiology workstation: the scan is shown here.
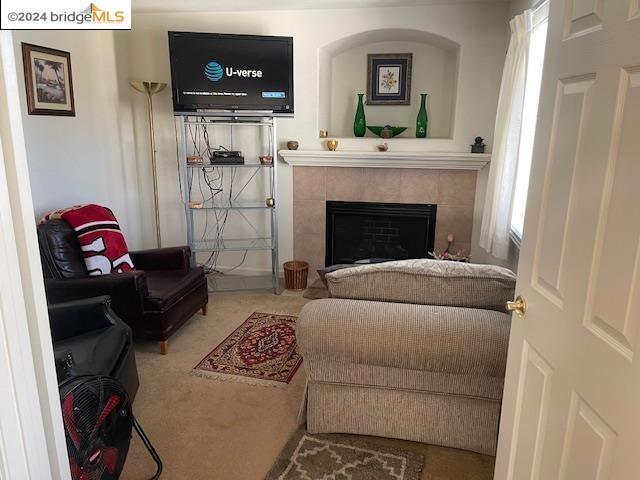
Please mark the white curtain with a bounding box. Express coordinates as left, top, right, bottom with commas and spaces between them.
480, 11, 533, 259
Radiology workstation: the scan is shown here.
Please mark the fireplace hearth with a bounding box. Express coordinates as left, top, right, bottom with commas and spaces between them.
325, 201, 437, 266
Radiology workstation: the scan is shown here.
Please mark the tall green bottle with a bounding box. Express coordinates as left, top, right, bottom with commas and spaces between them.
353, 93, 366, 137
416, 93, 428, 138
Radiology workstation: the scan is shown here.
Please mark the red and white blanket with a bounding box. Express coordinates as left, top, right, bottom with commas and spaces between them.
41, 204, 135, 276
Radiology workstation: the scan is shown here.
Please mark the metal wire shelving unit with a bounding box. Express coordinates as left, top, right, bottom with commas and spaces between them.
176, 113, 279, 293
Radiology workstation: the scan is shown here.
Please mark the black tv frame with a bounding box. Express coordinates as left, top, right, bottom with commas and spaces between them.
168, 31, 294, 115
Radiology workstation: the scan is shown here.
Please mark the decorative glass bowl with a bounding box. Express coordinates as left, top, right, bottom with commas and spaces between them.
366, 125, 407, 138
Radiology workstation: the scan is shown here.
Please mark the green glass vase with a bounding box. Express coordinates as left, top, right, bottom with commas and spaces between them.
416, 93, 428, 138
353, 93, 366, 137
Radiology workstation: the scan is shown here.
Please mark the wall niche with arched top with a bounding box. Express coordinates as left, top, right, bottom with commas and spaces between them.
319, 29, 459, 139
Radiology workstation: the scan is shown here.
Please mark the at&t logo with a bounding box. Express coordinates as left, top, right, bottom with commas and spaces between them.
204, 60, 263, 82
204, 61, 224, 82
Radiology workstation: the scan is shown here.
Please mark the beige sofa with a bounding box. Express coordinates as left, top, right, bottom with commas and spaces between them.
297, 259, 516, 455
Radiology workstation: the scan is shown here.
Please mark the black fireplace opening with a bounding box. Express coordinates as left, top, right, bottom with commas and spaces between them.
325, 201, 437, 266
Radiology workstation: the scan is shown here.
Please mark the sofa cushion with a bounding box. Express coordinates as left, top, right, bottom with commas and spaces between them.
298, 299, 511, 378
317, 264, 355, 286
144, 267, 206, 311
298, 299, 511, 401
326, 258, 516, 312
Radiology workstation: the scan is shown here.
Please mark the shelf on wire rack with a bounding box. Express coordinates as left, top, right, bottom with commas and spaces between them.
186, 163, 273, 169
193, 238, 274, 252
182, 120, 274, 126
189, 201, 274, 210
206, 273, 277, 293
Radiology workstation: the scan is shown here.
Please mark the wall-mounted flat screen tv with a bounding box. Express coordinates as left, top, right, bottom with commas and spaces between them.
168, 31, 294, 114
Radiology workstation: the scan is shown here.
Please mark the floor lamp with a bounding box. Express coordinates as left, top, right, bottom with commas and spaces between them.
130, 81, 167, 248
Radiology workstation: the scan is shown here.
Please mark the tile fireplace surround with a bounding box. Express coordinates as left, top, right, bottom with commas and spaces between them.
293, 166, 477, 278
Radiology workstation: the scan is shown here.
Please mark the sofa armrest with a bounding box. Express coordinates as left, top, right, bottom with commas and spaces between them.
130, 246, 191, 271
326, 259, 516, 312
48, 296, 117, 341
44, 271, 147, 330
297, 298, 511, 378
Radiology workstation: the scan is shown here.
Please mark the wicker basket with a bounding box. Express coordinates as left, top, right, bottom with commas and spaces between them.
283, 261, 309, 290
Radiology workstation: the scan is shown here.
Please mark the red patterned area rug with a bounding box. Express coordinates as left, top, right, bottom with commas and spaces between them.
193, 312, 302, 387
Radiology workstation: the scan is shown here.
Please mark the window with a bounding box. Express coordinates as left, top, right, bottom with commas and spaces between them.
510, 3, 549, 240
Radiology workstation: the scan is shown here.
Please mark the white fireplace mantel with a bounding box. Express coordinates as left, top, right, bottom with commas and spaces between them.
278, 150, 491, 170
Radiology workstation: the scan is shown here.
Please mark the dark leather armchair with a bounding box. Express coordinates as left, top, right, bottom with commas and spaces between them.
50, 296, 139, 398
38, 218, 208, 354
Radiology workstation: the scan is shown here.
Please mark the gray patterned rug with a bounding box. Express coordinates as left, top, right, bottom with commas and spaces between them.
265, 428, 424, 480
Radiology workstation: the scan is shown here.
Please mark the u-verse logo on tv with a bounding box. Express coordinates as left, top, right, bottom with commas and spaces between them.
204, 61, 263, 82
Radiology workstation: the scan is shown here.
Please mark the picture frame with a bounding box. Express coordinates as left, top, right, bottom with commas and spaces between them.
21, 43, 75, 116
366, 53, 412, 105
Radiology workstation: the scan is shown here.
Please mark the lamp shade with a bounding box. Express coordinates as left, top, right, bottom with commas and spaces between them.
129, 81, 167, 95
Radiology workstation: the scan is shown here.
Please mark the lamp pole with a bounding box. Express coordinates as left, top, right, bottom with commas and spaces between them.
130, 81, 167, 248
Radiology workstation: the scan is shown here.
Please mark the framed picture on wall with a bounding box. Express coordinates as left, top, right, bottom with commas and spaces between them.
21, 43, 75, 116
366, 53, 412, 105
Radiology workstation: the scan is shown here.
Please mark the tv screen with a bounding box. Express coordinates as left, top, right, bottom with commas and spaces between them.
168, 31, 294, 114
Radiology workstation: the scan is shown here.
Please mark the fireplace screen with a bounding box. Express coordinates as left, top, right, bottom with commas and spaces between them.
325, 201, 437, 266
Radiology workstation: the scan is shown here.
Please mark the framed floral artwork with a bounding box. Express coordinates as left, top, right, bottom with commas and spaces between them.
366, 53, 412, 105
21, 43, 75, 116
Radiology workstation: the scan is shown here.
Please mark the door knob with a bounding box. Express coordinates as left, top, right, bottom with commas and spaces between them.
506, 295, 527, 317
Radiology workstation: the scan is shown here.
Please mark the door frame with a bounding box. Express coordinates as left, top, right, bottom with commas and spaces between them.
0, 31, 70, 480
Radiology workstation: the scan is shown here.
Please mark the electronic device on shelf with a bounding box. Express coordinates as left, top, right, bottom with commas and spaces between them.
210, 150, 244, 165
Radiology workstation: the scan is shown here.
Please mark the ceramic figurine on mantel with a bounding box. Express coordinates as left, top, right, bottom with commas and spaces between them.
416, 93, 428, 138
353, 93, 367, 137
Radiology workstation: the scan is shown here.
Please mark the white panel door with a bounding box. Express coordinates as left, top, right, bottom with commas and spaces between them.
494, 1, 640, 479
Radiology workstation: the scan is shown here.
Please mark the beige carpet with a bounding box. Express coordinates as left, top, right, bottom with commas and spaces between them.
121, 291, 495, 480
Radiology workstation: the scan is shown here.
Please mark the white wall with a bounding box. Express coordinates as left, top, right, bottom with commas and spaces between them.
510, 0, 539, 17
12, 30, 146, 247
117, 2, 510, 265
330, 40, 457, 138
